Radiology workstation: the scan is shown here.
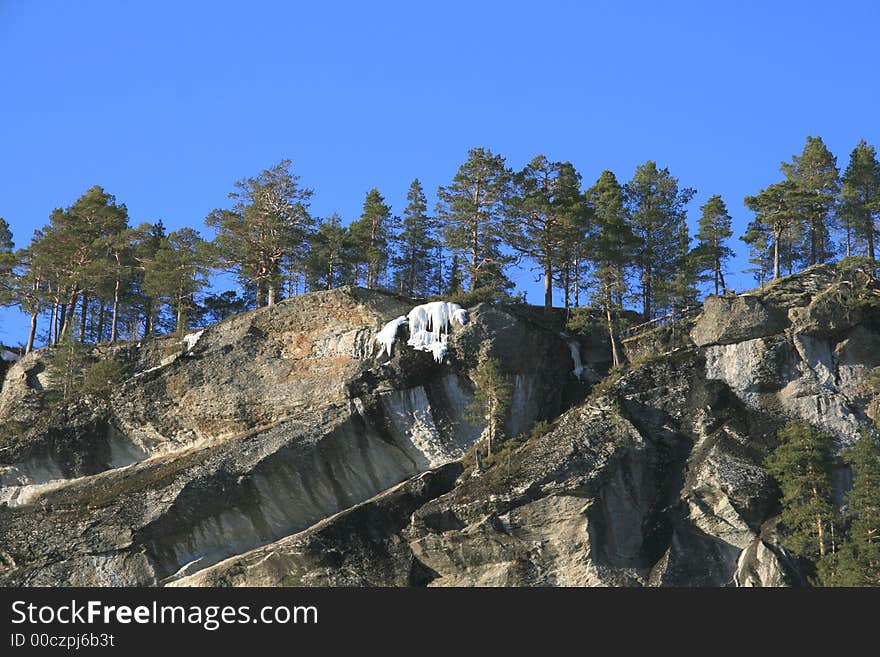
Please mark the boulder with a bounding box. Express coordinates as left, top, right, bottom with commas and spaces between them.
691, 295, 788, 347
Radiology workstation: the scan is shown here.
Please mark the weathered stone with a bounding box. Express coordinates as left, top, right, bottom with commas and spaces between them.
0, 287, 583, 586
691, 295, 788, 347
1, 263, 877, 587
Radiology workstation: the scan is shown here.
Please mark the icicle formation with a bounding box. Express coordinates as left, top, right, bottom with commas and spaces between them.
375, 316, 407, 357
374, 301, 468, 363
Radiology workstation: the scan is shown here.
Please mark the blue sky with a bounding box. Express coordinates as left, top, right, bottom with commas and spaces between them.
1, 0, 878, 345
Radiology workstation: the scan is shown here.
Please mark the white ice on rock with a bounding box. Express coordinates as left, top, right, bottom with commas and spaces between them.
374, 301, 468, 364
376, 316, 408, 357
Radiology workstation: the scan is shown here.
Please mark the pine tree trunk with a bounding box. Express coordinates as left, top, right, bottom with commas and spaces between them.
812, 484, 826, 558
544, 262, 553, 311
58, 304, 65, 342
144, 299, 153, 337
110, 277, 121, 342
327, 253, 334, 291
563, 265, 571, 311
61, 288, 78, 340
773, 229, 781, 280
96, 302, 106, 343
79, 294, 88, 342
605, 284, 620, 368
50, 302, 58, 345
714, 257, 720, 296
869, 219, 876, 261
267, 285, 276, 306
470, 185, 481, 293
26, 312, 37, 354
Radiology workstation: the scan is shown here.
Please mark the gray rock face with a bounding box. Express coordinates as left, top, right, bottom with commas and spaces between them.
700, 268, 880, 448
691, 295, 788, 347
0, 288, 582, 585
1, 264, 877, 587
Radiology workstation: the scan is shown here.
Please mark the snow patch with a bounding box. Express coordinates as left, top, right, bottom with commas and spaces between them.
1, 349, 20, 362
182, 330, 204, 352
374, 301, 468, 363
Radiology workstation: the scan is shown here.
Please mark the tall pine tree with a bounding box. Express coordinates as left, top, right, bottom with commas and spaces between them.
694, 194, 734, 296
840, 140, 880, 260
781, 136, 840, 266
436, 148, 513, 295
207, 160, 313, 307
505, 156, 586, 311
830, 435, 880, 586
144, 228, 211, 333
625, 161, 696, 320
305, 214, 355, 291
743, 181, 805, 281
765, 420, 836, 563
0, 218, 14, 307
392, 179, 438, 297
586, 171, 636, 366
349, 188, 394, 289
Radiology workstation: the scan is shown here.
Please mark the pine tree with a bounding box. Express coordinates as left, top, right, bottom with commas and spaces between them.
765, 420, 836, 562
833, 434, 880, 586
349, 188, 394, 289
207, 160, 313, 307
694, 195, 733, 295
840, 140, 880, 260
625, 161, 696, 320
93, 228, 136, 342
201, 290, 249, 324
586, 171, 636, 367
743, 181, 804, 280
742, 217, 774, 287
781, 136, 840, 266
9, 246, 45, 353
143, 228, 211, 333
446, 253, 463, 295
67, 187, 130, 342
465, 344, 513, 458
130, 221, 167, 338
81, 357, 129, 400
669, 219, 699, 311
304, 214, 355, 290
505, 156, 586, 311
436, 147, 514, 294
48, 333, 89, 403
0, 218, 15, 306
393, 179, 438, 297
34, 188, 129, 343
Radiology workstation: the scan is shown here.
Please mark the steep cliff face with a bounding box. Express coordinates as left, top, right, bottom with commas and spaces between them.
0, 287, 584, 585
1, 265, 877, 587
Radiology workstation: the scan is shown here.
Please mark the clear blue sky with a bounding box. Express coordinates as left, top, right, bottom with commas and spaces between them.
1, 0, 878, 345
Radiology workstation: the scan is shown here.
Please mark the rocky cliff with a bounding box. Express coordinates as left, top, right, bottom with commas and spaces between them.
1, 265, 877, 586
